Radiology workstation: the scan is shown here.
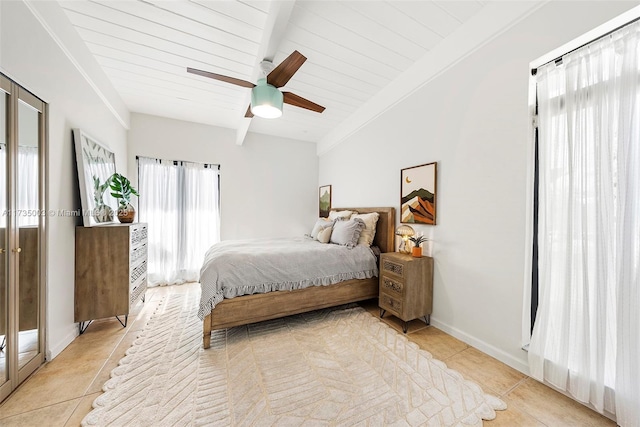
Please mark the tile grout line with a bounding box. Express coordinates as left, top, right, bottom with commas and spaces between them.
440, 344, 470, 362
495, 376, 552, 427
500, 375, 530, 398
0, 395, 83, 422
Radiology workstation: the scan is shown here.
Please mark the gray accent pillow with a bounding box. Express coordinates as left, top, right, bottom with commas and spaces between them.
330, 218, 365, 249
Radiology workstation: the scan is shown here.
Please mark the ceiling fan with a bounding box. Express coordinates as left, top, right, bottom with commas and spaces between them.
187, 50, 325, 119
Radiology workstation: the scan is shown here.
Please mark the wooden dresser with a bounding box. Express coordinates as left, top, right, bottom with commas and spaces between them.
378, 252, 434, 333
75, 223, 148, 333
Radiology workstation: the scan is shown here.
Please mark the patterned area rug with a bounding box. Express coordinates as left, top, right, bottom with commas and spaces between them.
82, 289, 506, 426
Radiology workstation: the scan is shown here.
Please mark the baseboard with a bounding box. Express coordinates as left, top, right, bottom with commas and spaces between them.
428, 316, 530, 376
46, 324, 78, 361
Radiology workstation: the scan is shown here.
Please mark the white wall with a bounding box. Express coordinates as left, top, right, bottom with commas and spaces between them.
128, 113, 318, 240
0, 1, 129, 359
319, 1, 636, 374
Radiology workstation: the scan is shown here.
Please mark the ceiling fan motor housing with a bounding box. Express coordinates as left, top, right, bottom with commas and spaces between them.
259, 60, 275, 75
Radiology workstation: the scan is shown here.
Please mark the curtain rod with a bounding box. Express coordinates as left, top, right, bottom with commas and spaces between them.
531, 15, 640, 76
135, 155, 220, 170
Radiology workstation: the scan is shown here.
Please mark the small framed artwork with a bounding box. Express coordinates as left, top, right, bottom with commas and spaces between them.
401, 162, 437, 225
319, 185, 332, 218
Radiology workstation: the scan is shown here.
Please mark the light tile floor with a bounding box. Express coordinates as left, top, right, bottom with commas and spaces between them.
0, 284, 615, 426
359, 300, 615, 427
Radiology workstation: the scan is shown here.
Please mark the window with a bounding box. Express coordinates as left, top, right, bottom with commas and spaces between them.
527, 19, 640, 423
137, 156, 220, 286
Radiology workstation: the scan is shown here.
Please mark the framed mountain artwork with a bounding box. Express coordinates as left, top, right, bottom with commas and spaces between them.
401, 162, 437, 225
319, 185, 332, 218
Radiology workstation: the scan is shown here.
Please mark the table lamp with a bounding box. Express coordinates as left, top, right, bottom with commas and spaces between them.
395, 225, 415, 254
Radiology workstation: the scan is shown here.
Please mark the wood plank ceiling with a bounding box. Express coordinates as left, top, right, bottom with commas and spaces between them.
59, 0, 486, 144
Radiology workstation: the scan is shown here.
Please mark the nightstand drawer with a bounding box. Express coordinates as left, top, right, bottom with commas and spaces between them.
380, 275, 403, 296
381, 259, 404, 277
380, 293, 403, 316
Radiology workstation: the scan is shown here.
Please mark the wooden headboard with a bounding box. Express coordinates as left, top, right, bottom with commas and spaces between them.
334, 207, 396, 253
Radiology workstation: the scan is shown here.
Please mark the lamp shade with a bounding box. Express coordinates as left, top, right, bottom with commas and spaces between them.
251, 78, 283, 118
395, 225, 415, 237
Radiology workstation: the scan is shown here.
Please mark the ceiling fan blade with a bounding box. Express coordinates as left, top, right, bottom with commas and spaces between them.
267, 51, 307, 88
187, 67, 255, 88
283, 92, 325, 113
245, 105, 254, 118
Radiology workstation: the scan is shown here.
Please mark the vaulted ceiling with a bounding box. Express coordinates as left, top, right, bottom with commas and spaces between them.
55, 1, 535, 149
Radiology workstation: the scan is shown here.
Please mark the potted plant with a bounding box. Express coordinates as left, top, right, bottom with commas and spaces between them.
108, 173, 139, 223
92, 175, 114, 223
409, 234, 428, 257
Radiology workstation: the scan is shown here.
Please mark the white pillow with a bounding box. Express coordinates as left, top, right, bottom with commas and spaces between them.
328, 210, 356, 221
351, 212, 380, 246
311, 218, 333, 239
316, 225, 333, 243
330, 218, 365, 249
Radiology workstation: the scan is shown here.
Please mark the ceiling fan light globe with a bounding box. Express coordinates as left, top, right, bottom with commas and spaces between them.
251, 105, 282, 119
251, 80, 283, 119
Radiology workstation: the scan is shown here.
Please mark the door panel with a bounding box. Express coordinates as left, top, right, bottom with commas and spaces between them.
0, 88, 8, 389
16, 100, 40, 369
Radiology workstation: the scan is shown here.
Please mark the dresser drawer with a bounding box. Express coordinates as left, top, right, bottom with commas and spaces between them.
130, 281, 147, 308
131, 225, 148, 248
380, 275, 403, 297
380, 293, 403, 316
130, 259, 147, 285
381, 258, 404, 278
129, 259, 147, 307
130, 243, 147, 266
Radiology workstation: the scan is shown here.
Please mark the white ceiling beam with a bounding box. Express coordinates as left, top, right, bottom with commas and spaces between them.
23, 0, 130, 129
236, 0, 295, 145
235, 116, 252, 145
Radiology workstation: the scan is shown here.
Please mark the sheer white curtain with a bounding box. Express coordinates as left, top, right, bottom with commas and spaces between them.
530, 21, 640, 425
138, 157, 219, 286
0, 144, 39, 227
0, 145, 5, 227
17, 146, 39, 227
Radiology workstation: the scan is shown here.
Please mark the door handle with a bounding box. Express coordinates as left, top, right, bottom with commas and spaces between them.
12, 247, 21, 253
0, 249, 5, 253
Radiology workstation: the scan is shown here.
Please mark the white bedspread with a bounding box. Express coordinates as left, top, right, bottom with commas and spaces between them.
198, 237, 378, 320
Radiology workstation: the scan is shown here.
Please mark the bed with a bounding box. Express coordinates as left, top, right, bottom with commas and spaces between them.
200, 207, 395, 349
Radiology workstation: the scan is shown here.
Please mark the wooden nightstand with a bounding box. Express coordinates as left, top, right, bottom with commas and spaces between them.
379, 252, 434, 333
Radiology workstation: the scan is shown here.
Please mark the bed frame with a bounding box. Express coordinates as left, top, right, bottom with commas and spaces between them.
202, 207, 396, 348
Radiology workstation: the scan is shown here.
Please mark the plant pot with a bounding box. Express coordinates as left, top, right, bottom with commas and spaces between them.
117, 204, 135, 223
93, 204, 114, 223
411, 246, 422, 257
